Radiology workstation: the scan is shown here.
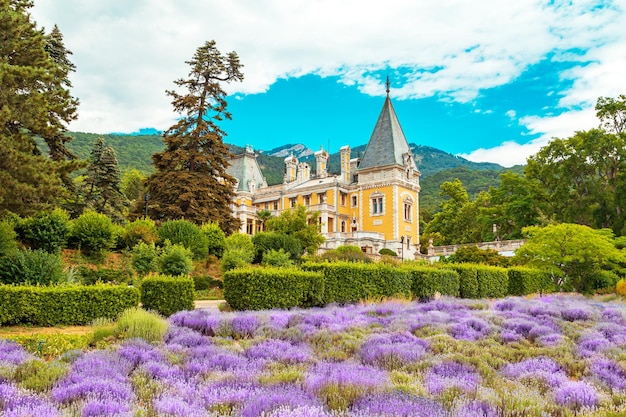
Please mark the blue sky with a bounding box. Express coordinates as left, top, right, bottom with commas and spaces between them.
30, 0, 626, 166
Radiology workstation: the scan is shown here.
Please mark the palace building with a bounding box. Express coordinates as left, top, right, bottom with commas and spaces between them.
227, 85, 421, 260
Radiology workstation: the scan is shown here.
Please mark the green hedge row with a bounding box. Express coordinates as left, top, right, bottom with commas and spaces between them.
0, 284, 139, 326
140, 275, 195, 316
507, 267, 553, 296
224, 267, 324, 311
302, 262, 412, 304
445, 264, 509, 298
403, 265, 460, 299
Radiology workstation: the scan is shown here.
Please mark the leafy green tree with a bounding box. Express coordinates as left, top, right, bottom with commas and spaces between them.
423, 179, 485, 245
159, 243, 193, 276
69, 210, 116, 259
266, 205, 325, 255
481, 171, 545, 240
525, 95, 626, 235
121, 169, 147, 202
157, 219, 208, 260
139, 40, 243, 233
0, 2, 82, 217
514, 223, 626, 292
444, 245, 509, 267
19, 209, 70, 253
201, 222, 226, 258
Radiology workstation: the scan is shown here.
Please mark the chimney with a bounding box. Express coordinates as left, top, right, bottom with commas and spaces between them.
297, 162, 310, 183
284, 154, 298, 183
315, 147, 329, 178
340, 145, 351, 183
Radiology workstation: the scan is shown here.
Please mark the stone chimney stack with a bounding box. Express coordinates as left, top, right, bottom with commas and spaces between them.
297, 162, 310, 183
340, 145, 351, 183
284, 154, 298, 183
315, 147, 329, 178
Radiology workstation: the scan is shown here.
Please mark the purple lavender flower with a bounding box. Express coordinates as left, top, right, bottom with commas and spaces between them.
265, 404, 335, 417
231, 314, 262, 339
245, 339, 312, 363
457, 400, 498, 417
561, 308, 592, 321
577, 331, 611, 358
117, 338, 164, 367
0, 339, 30, 366
304, 361, 390, 394
349, 392, 448, 417
601, 308, 626, 324
169, 309, 222, 336
239, 385, 322, 417
81, 399, 132, 417
153, 395, 206, 417
554, 381, 599, 409
164, 325, 212, 348
450, 317, 491, 341
0, 382, 61, 417
425, 361, 480, 395
359, 332, 429, 368
590, 358, 626, 391
501, 356, 567, 387
201, 380, 264, 409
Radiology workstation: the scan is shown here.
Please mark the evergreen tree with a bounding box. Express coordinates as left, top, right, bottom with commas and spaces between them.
0, 0, 81, 216
85, 138, 125, 220
138, 40, 243, 233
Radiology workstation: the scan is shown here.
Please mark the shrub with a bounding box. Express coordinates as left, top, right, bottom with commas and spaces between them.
588, 269, 620, 293
0, 221, 18, 256
379, 248, 398, 257
114, 307, 169, 343
13, 359, 68, 392
224, 267, 324, 310
616, 279, 626, 296
0, 249, 66, 285
221, 248, 252, 272
192, 275, 221, 291
403, 265, 460, 299
262, 249, 294, 267
77, 265, 133, 285
302, 262, 411, 304
252, 232, 303, 263
320, 245, 372, 263
157, 219, 208, 260
507, 267, 553, 296
225, 233, 255, 255
19, 209, 70, 253
158, 243, 193, 276
201, 222, 226, 258
131, 242, 160, 275
140, 275, 194, 316
0, 285, 140, 326
122, 218, 158, 248
69, 210, 116, 258
446, 264, 508, 298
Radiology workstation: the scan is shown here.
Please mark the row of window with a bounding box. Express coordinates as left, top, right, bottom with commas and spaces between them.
255, 193, 412, 222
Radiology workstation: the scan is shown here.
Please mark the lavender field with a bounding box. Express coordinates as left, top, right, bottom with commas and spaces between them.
2, 295, 626, 416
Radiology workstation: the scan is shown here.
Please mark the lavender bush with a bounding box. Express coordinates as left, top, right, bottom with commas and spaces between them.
2, 294, 626, 416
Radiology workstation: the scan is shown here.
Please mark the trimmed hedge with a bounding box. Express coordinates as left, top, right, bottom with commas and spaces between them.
140, 275, 194, 316
507, 267, 553, 296
0, 284, 139, 326
403, 265, 459, 299
445, 264, 508, 298
302, 262, 411, 304
224, 267, 324, 311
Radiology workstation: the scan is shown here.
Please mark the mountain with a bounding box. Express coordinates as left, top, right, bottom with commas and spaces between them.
61, 133, 523, 210
265, 143, 315, 159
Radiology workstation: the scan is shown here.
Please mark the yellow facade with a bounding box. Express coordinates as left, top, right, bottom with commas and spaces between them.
228, 94, 422, 259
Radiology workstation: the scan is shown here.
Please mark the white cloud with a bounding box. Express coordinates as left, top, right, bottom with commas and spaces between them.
29, 0, 626, 144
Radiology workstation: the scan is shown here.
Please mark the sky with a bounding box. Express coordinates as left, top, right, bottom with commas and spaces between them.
30, 0, 626, 167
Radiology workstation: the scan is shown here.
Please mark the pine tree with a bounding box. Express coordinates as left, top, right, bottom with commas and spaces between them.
0, 0, 80, 216
85, 138, 125, 221
138, 40, 244, 234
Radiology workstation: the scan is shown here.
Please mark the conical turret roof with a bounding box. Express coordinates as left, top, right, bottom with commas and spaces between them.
358, 94, 416, 171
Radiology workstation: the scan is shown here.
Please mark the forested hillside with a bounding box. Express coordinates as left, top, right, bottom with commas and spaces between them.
63, 132, 520, 210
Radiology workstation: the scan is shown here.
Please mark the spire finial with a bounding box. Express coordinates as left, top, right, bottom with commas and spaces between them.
385, 75, 390, 97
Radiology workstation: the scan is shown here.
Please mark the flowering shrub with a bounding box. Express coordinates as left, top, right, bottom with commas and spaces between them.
2, 294, 626, 416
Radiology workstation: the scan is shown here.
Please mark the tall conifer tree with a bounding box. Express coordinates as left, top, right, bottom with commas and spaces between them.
0, 0, 81, 216
139, 40, 243, 234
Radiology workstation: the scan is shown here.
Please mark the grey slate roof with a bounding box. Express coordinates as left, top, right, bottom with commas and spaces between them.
227, 151, 266, 192
358, 96, 417, 171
